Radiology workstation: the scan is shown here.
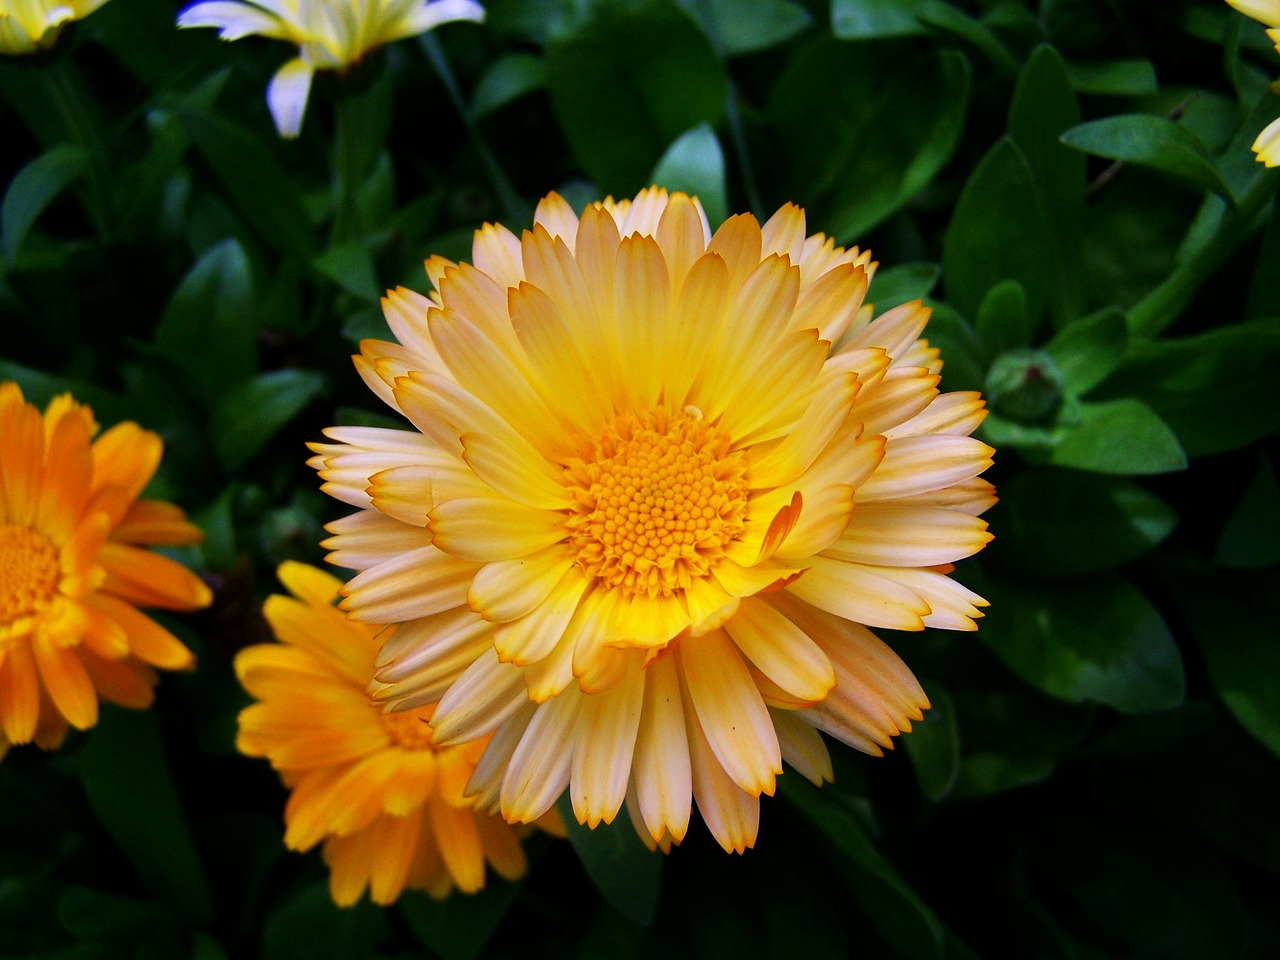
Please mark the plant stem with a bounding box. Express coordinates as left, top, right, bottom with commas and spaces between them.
1125, 167, 1279, 339
418, 33, 529, 225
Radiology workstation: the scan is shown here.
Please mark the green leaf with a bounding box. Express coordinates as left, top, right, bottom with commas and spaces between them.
902, 682, 961, 801
556, 794, 662, 926
545, 0, 726, 195
1008, 44, 1086, 328
975, 280, 1033, 356
471, 53, 547, 119
56, 887, 172, 941
920, 302, 987, 393
914, 2, 1018, 75
210, 370, 326, 473
781, 777, 947, 958
649, 123, 728, 228
677, 0, 812, 55
830, 0, 928, 38
263, 882, 390, 960
154, 239, 256, 405
866, 263, 940, 310
1, 145, 85, 265
951, 753, 1055, 801
1043, 307, 1126, 396
1038, 826, 1247, 960
1246, 193, 1280, 318
313, 243, 381, 302
1216, 459, 1280, 569
400, 879, 524, 960
942, 137, 1053, 326
769, 45, 970, 241
990, 469, 1178, 577
1170, 565, 1280, 761
978, 576, 1186, 714
176, 107, 316, 258
77, 709, 214, 923
1061, 114, 1235, 204
1063, 58, 1158, 96
1095, 320, 1280, 457
1050, 398, 1187, 475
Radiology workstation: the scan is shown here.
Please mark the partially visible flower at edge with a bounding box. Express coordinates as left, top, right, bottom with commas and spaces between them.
0, 0, 110, 55
309, 188, 996, 853
176, 0, 485, 137
238, 561, 547, 906
1226, 0, 1280, 166
0, 382, 210, 760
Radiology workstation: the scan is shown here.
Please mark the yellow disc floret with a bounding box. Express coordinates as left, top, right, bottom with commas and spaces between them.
380, 704, 436, 750
563, 408, 748, 597
0, 525, 61, 629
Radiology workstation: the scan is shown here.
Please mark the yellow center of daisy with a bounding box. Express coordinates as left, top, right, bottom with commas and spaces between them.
563, 407, 748, 597
381, 705, 436, 750
0, 524, 61, 626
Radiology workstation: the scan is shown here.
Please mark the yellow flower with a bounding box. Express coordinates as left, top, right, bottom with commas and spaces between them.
176, 0, 485, 137
0, 383, 210, 760
1226, 0, 1280, 166
238, 562, 532, 905
309, 189, 995, 852
0, 0, 110, 54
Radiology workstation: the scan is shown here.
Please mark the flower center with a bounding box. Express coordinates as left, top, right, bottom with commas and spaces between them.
563, 408, 749, 597
380, 705, 436, 750
0, 525, 61, 626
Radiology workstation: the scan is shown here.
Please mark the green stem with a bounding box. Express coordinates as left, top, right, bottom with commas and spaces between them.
419, 33, 529, 225
41, 55, 113, 233
330, 91, 362, 245
1125, 167, 1280, 338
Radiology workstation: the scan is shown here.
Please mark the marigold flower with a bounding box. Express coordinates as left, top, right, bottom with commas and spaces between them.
176, 0, 485, 137
0, 0, 110, 54
0, 383, 210, 760
309, 189, 995, 852
238, 561, 532, 905
1226, 0, 1280, 166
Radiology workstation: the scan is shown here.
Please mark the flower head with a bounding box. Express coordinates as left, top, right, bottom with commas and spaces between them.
1226, 0, 1280, 165
0, 383, 210, 760
176, 0, 485, 137
238, 562, 532, 905
0, 0, 110, 55
310, 189, 995, 852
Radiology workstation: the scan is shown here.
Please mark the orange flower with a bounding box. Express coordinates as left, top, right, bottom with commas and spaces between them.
0, 383, 210, 759
238, 562, 535, 905
310, 189, 995, 851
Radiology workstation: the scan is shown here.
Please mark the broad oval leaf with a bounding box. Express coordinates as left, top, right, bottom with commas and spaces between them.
978, 575, 1186, 714
76, 708, 214, 923
1061, 114, 1234, 204
210, 369, 326, 473
556, 794, 662, 926
1044, 307, 1127, 396
155, 239, 257, 405
2, 145, 85, 264
1051, 398, 1187, 475
650, 123, 728, 228
545, 0, 726, 195
989, 469, 1178, 577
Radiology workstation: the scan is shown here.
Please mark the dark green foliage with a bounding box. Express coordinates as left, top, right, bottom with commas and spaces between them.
2, 0, 1279, 957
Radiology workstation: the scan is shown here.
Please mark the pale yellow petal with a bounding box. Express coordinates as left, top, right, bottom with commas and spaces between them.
770, 708, 833, 785
677, 629, 780, 797
570, 665, 644, 827
632, 653, 692, 844
500, 686, 581, 823
722, 596, 835, 703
